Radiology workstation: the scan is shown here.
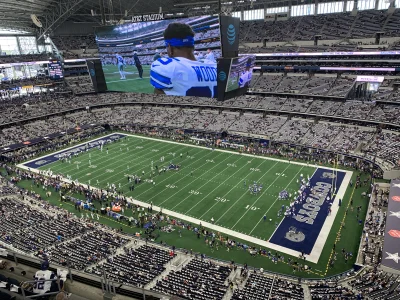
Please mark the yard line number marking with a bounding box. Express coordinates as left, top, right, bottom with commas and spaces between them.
215, 197, 230, 203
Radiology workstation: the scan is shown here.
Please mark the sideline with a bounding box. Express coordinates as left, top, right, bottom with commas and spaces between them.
17, 132, 352, 262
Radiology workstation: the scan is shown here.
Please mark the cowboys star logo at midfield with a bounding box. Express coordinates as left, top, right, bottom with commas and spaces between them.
385, 252, 400, 264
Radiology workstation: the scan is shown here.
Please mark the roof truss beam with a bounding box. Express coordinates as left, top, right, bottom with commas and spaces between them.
37, 0, 87, 40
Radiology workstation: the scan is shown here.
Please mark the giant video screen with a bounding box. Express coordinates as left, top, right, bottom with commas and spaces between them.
95, 16, 221, 98
226, 55, 256, 92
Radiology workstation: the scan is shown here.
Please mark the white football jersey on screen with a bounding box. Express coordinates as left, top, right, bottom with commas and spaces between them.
116, 54, 125, 65
204, 51, 216, 64
239, 71, 252, 88
150, 57, 217, 97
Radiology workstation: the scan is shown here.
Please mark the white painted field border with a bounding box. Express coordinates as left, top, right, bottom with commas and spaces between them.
135, 151, 227, 204
308, 170, 352, 263
241, 165, 304, 232
46, 137, 147, 174
127, 197, 313, 260
259, 168, 352, 263
213, 160, 282, 223
18, 164, 309, 259
167, 153, 239, 210
106, 76, 151, 84
264, 167, 317, 238
21, 136, 187, 191
47, 138, 172, 178
19, 133, 127, 167
187, 157, 268, 216
121, 133, 346, 172
64, 141, 184, 184
108, 141, 216, 193
17, 157, 351, 264
16, 132, 353, 263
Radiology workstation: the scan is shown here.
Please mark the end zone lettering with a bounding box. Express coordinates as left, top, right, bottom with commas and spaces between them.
131, 13, 164, 23
269, 167, 346, 254
295, 182, 332, 225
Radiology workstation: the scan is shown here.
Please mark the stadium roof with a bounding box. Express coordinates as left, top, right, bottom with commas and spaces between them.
0, 0, 310, 36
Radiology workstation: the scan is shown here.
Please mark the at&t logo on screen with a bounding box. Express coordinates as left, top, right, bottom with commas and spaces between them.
90, 69, 95, 76
218, 71, 227, 81
227, 24, 236, 45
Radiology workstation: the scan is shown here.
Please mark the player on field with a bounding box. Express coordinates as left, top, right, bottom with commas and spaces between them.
150, 23, 217, 97
133, 51, 143, 79
115, 53, 126, 80
238, 57, 253, 88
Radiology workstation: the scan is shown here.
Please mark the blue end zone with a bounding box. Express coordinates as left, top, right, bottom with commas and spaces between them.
23, 133, 127, 169
269, 167, 346, 255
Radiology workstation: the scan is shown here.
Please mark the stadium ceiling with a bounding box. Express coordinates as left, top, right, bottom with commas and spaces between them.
0, 0, 310, 36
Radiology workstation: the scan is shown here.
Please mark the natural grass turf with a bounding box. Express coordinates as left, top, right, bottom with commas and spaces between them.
12, 133, 371, 278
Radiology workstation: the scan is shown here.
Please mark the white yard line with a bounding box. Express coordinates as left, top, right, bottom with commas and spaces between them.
230, 163, 294, 230
169, 154, 238, 210
20, 134, 190, 189
35, 138, 184, 188
126, 197, 313, 261
263, 167, 316, 238
307, 170, 352, 263
118, 147, 209, 194
139, 152, 226, 205
75, 142, 183, 183
16, 132, 353, 263
117, 133, 343, 172
172, 155, 246, 213
106, 76, 150, 84
47, 138, 159, 175
20, 133, 126, 166
205, 160, 277, 221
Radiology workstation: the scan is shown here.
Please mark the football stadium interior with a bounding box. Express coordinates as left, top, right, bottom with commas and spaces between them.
1, 0, 400, 299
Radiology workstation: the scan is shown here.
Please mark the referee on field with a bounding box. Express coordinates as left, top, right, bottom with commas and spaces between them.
133, 51, 143, 79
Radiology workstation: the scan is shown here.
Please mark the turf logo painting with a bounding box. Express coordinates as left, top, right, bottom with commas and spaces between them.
269, 168, 346, 254
34, 160, 48, 166
285, 226, 305, 243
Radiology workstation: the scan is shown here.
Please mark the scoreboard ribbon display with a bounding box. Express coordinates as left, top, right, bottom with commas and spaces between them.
48, 61, 64, 79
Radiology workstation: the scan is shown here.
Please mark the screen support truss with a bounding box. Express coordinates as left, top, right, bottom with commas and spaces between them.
38, 0, 86, 40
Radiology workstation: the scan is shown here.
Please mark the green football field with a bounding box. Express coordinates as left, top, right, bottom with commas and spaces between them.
37, 134, 316, 242
102, 64, 153, 93
14, 132, 371, 277
226, 74, 239, 92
